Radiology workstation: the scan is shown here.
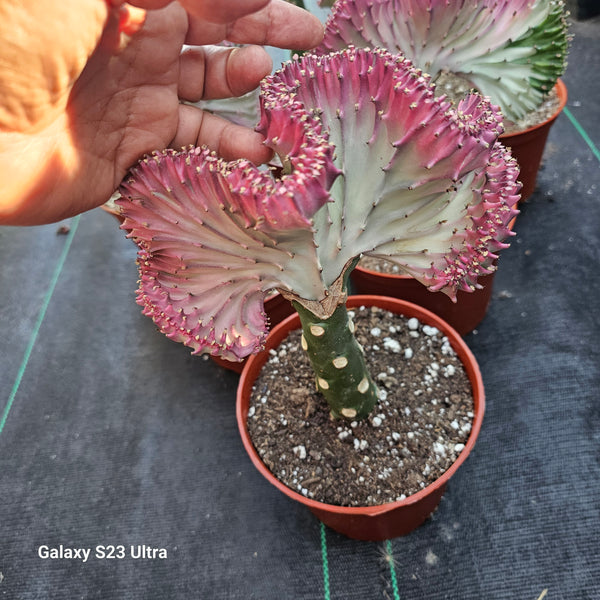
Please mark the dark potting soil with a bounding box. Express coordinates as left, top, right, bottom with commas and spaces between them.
247, 305, 474, 507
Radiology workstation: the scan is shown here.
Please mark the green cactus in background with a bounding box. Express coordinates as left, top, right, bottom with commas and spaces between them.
317, 0, 570, 122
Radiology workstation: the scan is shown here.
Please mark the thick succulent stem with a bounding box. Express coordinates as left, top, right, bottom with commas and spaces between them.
293, 297, 378, 421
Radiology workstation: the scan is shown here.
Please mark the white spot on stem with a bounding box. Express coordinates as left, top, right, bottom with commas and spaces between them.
332, 356, 348, 369
358, 378, 369, 393
310, 325, 325, 337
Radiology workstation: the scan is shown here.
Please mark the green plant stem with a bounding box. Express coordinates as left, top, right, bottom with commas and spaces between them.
293, 299, 379, 421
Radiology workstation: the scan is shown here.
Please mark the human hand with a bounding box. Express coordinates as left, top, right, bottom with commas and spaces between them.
0, 0, 324, 225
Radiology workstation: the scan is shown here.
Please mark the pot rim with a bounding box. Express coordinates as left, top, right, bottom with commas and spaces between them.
236, 295, 485, 518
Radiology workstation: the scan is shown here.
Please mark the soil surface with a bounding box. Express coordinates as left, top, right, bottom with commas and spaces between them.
358, 256, 407, 275
247, 305, 475, 507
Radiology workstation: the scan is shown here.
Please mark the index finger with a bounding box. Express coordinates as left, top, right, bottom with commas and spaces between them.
183, 0, 324, 50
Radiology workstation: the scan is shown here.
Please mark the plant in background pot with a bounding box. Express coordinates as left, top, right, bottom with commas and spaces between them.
313, 0, 568, 329
117, 47, 519, 539
351, 255, 505, 336
317, 0, 570, 201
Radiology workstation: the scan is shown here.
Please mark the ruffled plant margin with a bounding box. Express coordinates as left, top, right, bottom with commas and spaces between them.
117, 47, 519, 422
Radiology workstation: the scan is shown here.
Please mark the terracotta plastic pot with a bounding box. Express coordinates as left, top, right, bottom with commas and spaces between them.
500, 79, 568, 201
237, 295, 485, 541
350, 268, 495, 336
350, 218, 516, 335
211, 293, 295, 374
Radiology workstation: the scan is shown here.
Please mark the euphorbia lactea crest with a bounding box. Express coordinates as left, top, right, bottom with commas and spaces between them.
318, 0, 569, 122
118, 47, 519, 420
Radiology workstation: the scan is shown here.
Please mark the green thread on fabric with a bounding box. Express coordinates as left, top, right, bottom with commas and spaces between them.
564, 107, 600, 163
320, 522, 331, 600
386, 540, 401, 600
0, 216, 80, 437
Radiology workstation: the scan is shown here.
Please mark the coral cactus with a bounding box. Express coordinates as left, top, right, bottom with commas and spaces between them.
117, 47, 519, 420
317, 0, 570, 122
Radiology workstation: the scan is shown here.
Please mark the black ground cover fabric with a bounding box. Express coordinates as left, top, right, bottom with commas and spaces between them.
1, 17, 599, 600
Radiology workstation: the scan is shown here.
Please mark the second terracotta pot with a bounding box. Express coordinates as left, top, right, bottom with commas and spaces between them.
350, 268, 496, 336
350, 216, 516, 335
